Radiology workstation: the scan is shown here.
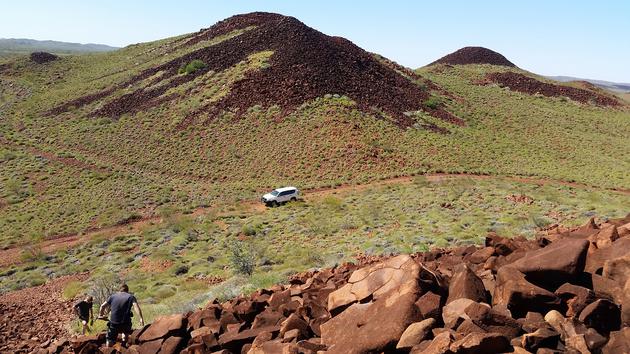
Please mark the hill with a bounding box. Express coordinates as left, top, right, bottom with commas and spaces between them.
0, 38, 118, 56
548, 75, 630, 93
429, 46, 516, 67
0, 12, 629, 250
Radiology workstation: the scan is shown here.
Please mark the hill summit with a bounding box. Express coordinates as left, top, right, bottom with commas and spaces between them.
52, 12, 460, 128
430, 46, 516, 67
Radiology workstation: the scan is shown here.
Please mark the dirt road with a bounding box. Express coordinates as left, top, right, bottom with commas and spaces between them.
1, 173, 628, 268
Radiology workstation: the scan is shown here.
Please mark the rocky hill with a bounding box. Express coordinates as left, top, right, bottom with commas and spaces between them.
429, 46, 516, 67
50, 12, 459, 128
35, 214, 630, 354
0, 11, 628, 254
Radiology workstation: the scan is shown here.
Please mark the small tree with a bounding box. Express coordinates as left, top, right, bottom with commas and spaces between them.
228, 240, 256, 276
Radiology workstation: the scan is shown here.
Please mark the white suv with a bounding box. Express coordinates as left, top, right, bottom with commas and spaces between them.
261, 186, 299, 206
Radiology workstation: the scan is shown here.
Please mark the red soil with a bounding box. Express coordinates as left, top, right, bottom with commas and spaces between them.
430, 46, 516, 67
0, 273, 89, 353
50, 12, 462, 130
486, 72, 621, 107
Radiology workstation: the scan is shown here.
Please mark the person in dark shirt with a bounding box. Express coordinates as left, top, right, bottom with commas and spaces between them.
98, 284, 145, 347
73, 296, 93, 335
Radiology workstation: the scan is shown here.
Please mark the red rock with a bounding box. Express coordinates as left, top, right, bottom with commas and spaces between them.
449, 332, 510, 354
466, 247, 495, 264
464, 302, 521, 339
396, 318, 436, 349
554, 283, 595, 318
446, 264, 487, 304
321, 272, 421, 354
585, 237, 630, 274
589, 224, 619, 249
442, 298, 478, 328
602, 327, 630, 354
577, 299, 621, 334
493, 267, 560, 318
327, 255, 419, 313
602, 254, 630, 284
252, 309, 285, 329
415, 291, 442, 320
410, 331, 452, 354
139, 314, 185, 342
159, 336, 184, 354
268, 289, 291, 310
138, 339, 163, 354
218, 325, 280, 351
278, 313, 308, 338
521, 327, 560, 351
510, 238, 589, 289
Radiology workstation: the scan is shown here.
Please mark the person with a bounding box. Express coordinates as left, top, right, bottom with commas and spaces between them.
98, 284, 145, 347
73, 296, 93, 335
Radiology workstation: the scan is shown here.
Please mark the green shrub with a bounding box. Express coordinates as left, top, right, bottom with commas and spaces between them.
228, 240, 256, 276
423, 97, 440, 109
178, 60, 206, 75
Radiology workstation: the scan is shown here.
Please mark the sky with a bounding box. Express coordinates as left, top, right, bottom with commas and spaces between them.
1, 0, 629, 82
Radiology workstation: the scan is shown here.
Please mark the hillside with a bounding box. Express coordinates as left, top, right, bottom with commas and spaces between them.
0, 38, 118, 56
0, 12, 629, 250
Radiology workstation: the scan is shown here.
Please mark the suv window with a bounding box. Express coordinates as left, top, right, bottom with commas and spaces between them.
279, 190, 294, 196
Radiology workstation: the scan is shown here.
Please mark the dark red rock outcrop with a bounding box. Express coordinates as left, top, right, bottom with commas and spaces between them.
486, 72, 621, 107
34, 214, 630, 354
50, 12, 462, 130
430, 46, 516, 67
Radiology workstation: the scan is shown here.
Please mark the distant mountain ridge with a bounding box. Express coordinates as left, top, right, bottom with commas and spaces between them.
0, 38, 118, 55
547, 75, 630, 93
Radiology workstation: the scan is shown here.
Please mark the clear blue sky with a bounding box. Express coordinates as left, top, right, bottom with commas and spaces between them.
1, 0, 629, 81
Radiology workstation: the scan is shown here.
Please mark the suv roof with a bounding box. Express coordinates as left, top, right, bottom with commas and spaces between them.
275, 186, 297, 192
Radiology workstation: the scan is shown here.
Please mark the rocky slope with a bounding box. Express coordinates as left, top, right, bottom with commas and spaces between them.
40, 214, 630, 354
429, 47, 516, 67
50, 12, 460, 128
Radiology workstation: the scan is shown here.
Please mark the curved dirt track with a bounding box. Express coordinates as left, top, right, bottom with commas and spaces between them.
0, 173, 628, 268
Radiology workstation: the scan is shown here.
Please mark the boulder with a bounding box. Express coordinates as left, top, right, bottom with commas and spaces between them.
139, 314, 186, 342
449, 332, 510, 354
585, 237, 630, 274
326, 255, 420, 313
510, 238, 589, 289
589, 225, 619, 249
411, 331, 452, 354
555, 283, 595, 318
565, 334, 591, 354
321, 269, 421, 354
602, 253, 630, 284
218, 325, 280, 352
466, 247, 495, 264
578, 299, 621, 334
520, 327, 560, 351
442, 298, 478, 328
278, 313, 308, 338
415, 291, 442, 320
602, 327, 630, 354
493, 267, 560, 317
159, 336, 184, 354
446, 264, 487, 304
396, 318, 436, 349
464, 302, 521, 339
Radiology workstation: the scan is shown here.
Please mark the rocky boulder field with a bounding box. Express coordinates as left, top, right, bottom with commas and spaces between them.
36, 214, 630, 353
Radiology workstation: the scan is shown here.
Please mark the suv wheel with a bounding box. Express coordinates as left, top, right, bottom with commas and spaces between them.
272, 201, 279, 207
290, 197, 297, 202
